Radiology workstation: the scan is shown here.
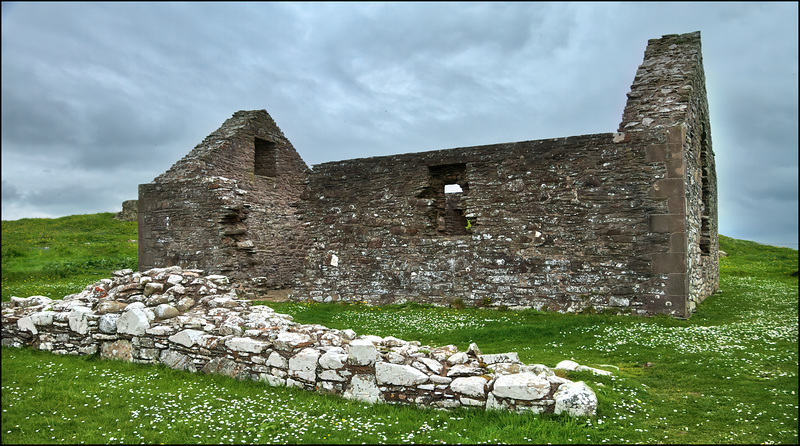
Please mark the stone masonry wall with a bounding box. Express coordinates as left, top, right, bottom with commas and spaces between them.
139, 111, 309, 290
114, 199, 138, 222
291, 31, 718, 318
2, 268, 602, 417
136, 32, 718, 318
295, 131, 676, 315
618, 31, 719, 315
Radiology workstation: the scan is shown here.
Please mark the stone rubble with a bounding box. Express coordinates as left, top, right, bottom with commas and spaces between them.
1, 267, 602, 417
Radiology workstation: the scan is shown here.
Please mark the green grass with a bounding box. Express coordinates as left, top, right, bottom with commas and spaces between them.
1, 349, 592, 444
1, 215, 798, 444
1, 213, 138, 301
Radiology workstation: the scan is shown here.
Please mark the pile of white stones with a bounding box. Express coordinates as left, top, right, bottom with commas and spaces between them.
1, 267, 604, 416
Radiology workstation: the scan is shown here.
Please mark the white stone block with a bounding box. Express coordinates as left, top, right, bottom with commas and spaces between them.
168, 329, 207, 348
459, 397, 484, 406
381, 336, 407, 347
288, 348, 320, 382
446, 363, 484, 377
480, 352, 521, 364
267, 351, 288, 368
451, 376, 488, 398
386, 351, 406, 364
167, 274, 184, 285
609, 296, 630, 307
160, 349, 196, 372
226, 337, 268, 353
344, 374, 382, 404
116, 308, 150, 336
492, 373, 550, 401
68, 307, 92, 334
30, 311, 54, 326
486, 393, 508, 411
205, 275, 229, 285
154, 304, 180, 320
576, 365, 614, 376
447, 351, 469, 365
125, 301, 146, 311
167, 284, 186, 295
319, 349, 348, 369
375, 362, 429, 386
348, 339, 379, 366
361, 335, 383, 344
17, 316, 37, 335
274, 332, 313, 351
286, 378, 304, 389
260, 374, 285, 387
319, 369, 346, 382
146, 325, 175, 336
555, 360, 580, 371
416, 357, 444, 374
98, 314, 119, 334
429, 375, 453, 384
554, 381, 597, 417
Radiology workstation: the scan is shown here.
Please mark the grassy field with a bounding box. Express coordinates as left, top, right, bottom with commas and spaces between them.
1, 215, 798, 444
1, 213, 138, 302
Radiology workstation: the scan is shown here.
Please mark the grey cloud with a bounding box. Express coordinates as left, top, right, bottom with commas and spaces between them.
1, 180, 23, 202
1, 3, 797, 249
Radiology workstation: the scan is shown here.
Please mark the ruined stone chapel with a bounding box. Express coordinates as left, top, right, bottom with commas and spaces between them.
138, 31, 719, 318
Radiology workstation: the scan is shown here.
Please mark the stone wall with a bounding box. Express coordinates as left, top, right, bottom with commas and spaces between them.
114, 200, 138, 222
296, 132, 676, 315
138, 111, 309, 290
291, 31, 719, 318
618, 31, 719, 315
137, 32, 718, 318
2, 268, 601, 417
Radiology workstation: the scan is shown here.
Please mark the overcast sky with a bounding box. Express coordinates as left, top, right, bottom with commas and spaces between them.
2, 2, 797, 248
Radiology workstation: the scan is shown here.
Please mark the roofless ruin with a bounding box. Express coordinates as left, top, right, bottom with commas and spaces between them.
138, 32, 718, 318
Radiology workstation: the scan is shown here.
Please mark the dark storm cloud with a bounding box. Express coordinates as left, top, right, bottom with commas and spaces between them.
1, 2, 797, 248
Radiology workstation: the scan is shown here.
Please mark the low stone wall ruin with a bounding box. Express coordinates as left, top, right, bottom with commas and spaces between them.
1, 267, 601, 417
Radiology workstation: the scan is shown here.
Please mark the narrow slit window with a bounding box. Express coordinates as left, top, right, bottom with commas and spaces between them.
699, 127, 711, 256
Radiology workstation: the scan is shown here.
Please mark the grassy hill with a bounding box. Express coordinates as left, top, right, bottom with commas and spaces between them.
1, 213, 797, 444
1, 213, 138, 301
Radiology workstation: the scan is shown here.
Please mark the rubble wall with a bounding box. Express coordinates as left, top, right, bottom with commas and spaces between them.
293, 31, 718, 318
296, 131, 679, 315
135, 32, 718, 318
618, 31, 719, 315
2, 268, 600, 417
138, 111, 309, 289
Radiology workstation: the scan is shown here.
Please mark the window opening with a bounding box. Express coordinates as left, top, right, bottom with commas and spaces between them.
445, 184, 463, 194
699, 126, 711, 256
254, 137, 277, 177
418, 164, 471, 236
